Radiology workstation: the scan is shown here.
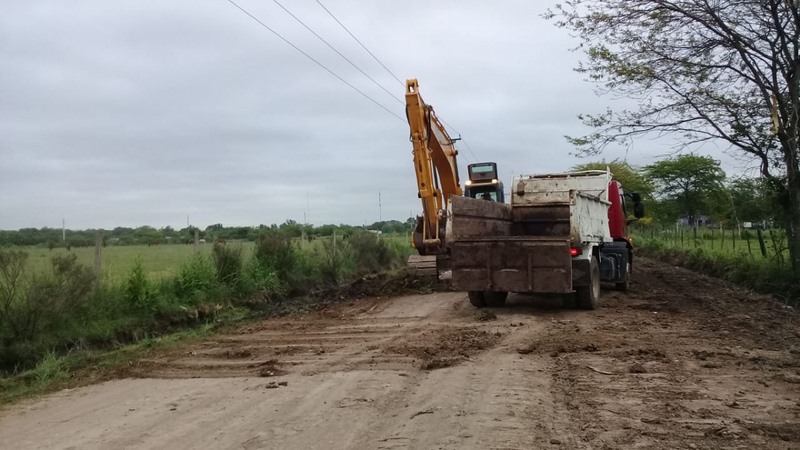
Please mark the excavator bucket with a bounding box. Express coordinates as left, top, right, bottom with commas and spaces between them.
406, 254, 438, 277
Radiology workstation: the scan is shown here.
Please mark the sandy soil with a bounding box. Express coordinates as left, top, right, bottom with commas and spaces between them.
1, 258, 799, 449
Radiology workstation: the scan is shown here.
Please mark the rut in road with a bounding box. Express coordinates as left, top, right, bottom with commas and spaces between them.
129, 291, 504, 379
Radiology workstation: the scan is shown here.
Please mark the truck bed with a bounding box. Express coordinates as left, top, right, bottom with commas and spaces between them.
446, 190, 609, 294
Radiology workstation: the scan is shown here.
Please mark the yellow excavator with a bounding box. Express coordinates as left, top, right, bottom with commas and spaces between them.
405, 79, 504, 275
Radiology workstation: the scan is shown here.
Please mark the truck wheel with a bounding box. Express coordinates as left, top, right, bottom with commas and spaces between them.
468, 291, 487, 308
576, 256, 600, 310
485, 291, 508, 307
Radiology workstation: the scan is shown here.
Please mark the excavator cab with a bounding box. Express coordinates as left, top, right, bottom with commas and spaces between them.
464, 162, 505, 203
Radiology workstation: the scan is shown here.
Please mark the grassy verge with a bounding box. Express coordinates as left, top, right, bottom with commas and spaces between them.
635, 237, 799, 306
0, 231, 428, 405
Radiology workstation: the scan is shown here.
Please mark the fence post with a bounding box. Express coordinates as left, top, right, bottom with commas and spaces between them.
756, 229, 768, 257
194, 229, 199, 254
710, 228, 714, 250
94, 231, 103, 279
333, 230, 337, 258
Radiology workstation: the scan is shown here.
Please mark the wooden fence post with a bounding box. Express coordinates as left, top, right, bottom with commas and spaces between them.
194, 229, 199, 254
94, 231, 103, 279
756, 229, 768, 257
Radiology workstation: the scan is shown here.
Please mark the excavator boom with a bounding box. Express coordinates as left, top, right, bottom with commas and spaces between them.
405, 79, 462, 257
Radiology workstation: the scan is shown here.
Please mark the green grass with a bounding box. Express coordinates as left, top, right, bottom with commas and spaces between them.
0, 321, 220, 406
20, 243, 248, 283
15, 234, 414, 283
633, 226, 790, 262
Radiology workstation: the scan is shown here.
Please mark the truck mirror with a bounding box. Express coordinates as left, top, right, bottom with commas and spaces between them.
630, 192, 642, 203
633, 202, 645, 218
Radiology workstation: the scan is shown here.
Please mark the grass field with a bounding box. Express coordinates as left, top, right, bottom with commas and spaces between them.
21, 243, 240, 282
15, 234, 414, 283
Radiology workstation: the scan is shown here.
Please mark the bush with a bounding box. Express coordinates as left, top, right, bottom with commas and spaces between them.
241, 256, 285, 300
174, 255, 218, 301
317, 238, 349, 286
212, 244, 243, 288
346, 231, 396, 274
0, 251, 95, 369
125, 257, 155, 311
254, 231, 296, 283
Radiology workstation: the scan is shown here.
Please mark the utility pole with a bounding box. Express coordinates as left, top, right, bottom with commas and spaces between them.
62, 218, 65, 242
379, 192, 382, 222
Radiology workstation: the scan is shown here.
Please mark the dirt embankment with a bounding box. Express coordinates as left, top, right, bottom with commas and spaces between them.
1, 257, 798, 449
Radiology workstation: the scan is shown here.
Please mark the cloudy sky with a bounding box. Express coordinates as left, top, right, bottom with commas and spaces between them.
0, 0, 749, 231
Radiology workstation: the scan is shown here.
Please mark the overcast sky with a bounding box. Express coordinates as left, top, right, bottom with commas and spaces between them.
0, 0, 750, 231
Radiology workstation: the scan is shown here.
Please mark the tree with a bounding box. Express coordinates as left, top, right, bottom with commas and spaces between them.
726, 177, 777, 224
571, 160, 654, 200
643, 154, 726, 225
547, 1, 800, 274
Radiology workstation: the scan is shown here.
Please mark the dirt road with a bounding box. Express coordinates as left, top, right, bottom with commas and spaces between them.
1, 258, 799, 449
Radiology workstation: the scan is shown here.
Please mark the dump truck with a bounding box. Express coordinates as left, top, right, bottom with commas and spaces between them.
447, 169, 644, 309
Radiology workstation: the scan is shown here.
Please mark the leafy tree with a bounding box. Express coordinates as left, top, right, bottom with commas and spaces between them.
726, 177, 776, 224
643, 154, 726, 225
571, 160, 654, 200
547, 1, 800, 274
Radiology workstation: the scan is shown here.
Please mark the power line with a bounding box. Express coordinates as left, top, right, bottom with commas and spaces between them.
225, 0, 404, 122
461, 140, 480, 164
315, 0, 405, 87
272, 0, 403, 106
441, 120, 480, 162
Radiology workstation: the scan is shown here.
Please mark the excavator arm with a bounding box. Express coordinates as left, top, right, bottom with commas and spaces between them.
405, 79, 462, 256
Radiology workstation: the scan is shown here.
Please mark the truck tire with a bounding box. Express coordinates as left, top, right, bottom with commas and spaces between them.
485, 291, 508, 307
576, 256, 600, 310
468, 291, 487, 308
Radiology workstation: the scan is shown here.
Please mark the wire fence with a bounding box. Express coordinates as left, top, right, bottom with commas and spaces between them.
632, 225, 790, 267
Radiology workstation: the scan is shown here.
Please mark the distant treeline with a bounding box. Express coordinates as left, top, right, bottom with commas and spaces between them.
0, 218, 416, 247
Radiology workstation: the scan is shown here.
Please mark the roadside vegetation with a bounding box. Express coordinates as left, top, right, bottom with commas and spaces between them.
0, 229, 414, 404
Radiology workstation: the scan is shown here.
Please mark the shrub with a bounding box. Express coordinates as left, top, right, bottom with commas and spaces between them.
212, 244, 243, 288
317, 238, 349, 286
0, 251, 95, 369
174, 255, 217, 301
254, 231, 296, 283
346, 231, 395, 274
242, 256, 285, 300
125, 257, 155, 311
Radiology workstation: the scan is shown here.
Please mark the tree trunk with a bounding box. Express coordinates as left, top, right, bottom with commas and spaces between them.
785, 158, 800, 276
780, 121, 800, 276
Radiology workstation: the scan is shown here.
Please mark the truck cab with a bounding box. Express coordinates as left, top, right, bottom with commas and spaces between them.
464, 162, 505, 203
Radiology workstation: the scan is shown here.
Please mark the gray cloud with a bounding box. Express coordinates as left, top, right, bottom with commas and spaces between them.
0, 0, 746, 230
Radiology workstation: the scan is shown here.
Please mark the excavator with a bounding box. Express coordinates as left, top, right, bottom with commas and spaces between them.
405, 79, 504, 275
